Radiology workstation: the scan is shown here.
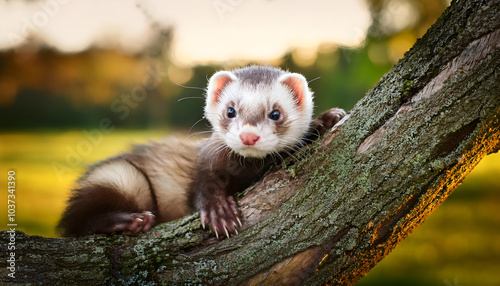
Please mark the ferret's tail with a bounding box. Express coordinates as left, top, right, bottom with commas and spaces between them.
58, 156, 155, 237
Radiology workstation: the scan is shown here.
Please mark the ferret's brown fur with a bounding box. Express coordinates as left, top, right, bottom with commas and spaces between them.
58, 66, 346, 237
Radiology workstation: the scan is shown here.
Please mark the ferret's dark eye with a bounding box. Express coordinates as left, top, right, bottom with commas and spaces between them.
227, 107, 237, 118
269, 110, 281, 121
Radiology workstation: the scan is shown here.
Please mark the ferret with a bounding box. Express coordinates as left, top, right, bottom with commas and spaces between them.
58, 65, 346, 238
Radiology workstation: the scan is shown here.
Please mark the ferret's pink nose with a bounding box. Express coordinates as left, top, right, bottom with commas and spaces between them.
240, 133, 260, 146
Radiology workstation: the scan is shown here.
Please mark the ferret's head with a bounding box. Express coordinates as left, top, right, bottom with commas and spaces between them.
205, 66, 314, 158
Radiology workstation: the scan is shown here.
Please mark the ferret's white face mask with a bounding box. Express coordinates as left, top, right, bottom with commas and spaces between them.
205, 68, 314, 158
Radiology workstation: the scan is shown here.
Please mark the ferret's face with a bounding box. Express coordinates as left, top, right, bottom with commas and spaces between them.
205, 68, 314, 158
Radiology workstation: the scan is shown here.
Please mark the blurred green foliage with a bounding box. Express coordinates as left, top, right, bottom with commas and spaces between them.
0, 46, 390, 131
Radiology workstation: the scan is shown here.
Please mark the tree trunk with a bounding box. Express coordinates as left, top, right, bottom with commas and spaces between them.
2, 0, 499, 284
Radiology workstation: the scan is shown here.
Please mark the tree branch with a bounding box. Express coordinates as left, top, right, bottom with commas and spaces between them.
2, 0, 499, 284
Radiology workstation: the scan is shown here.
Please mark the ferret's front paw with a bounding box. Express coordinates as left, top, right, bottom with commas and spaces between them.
100, 211, 156, 235
200, 196, 242, 239
313, 108, 347, 136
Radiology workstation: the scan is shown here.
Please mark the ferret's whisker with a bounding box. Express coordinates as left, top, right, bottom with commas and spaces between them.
188, 118, 208, 135
175, 83, 205, 91
307, 76, 321, 84
178, 97, 204, 102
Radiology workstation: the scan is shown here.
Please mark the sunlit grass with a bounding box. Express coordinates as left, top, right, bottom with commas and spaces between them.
0, 130, 166, 237
0, 131, 499, 285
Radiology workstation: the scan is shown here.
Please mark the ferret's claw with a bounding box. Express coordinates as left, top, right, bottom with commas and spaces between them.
201, 217, 206, 229
201, 195, 243, 239
200, 211, 207, 229
144, 211, 155, 218
98, 211, 156, 236
214, 227, 219, 239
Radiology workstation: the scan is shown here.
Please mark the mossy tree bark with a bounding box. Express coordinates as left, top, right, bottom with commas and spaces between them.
2, 0, 499, 284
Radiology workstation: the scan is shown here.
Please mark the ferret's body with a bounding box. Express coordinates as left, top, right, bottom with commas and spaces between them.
58, 66, 346, 237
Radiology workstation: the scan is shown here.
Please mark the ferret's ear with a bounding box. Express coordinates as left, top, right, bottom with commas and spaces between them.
278, 73, 312, 109
206, 71, 237, 106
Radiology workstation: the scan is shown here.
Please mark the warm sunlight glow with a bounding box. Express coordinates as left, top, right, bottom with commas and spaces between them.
141, 0, 371, 65
0, 0, 371, 64
0, 0, 155, 53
